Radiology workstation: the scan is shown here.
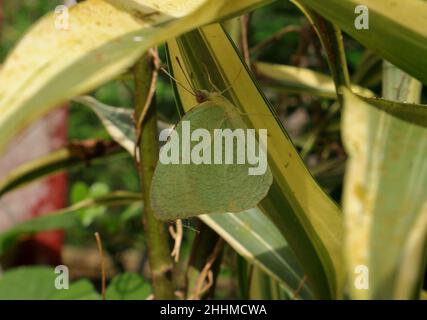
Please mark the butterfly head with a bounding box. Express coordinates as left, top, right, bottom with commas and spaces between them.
195, 89, 216, 103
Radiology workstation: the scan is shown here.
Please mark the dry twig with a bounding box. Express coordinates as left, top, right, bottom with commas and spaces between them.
94, 232, 106, 300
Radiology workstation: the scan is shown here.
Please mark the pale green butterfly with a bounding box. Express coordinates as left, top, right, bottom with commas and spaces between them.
150, 62, 273, 220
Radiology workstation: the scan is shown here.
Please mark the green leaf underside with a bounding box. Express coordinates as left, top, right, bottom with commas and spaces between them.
74, 96, 136, 154
151, 96, 273, 220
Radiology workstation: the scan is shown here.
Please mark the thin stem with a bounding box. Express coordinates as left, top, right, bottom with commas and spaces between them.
250, 25, 300, 54
94, 232, 106, 300
292, 0, 350, 106
133, 49, 175, 299
240, 14, 251, 67
292, 275, 307, 300
169, 219, 183, 263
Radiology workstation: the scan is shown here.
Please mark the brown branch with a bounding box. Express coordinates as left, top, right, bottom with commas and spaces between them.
68, 139, 120, 163
0, 139, 121, 197
292, 275, 308, 300
189, 238, 225, 300
250, 25, 301, 54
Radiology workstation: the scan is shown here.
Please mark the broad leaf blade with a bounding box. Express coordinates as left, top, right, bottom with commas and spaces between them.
342, 87, 427, 299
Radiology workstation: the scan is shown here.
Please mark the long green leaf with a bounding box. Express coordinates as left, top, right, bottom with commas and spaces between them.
0, 140, 122, 197
255, 62, 373, 99
255, 62, 427, 128
0, 0, 274, 156
357, 95, 427, 129
298, 0, 427, 85
74, 95, 172, 156
342, 84, 427, 299
247, 265, 292, 300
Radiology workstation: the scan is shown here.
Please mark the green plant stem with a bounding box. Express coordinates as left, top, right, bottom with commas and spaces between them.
133, 51, 175, 299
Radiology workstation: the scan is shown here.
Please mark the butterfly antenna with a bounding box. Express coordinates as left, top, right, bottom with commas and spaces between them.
181, 220, 200, 234
219, 67, 244, 96
175, 56, 196, 92
161, 66, 195, 97
202, 63, 221, 92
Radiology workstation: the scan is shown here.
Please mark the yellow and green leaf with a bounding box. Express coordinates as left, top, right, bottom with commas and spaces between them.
0, 0, 273, 155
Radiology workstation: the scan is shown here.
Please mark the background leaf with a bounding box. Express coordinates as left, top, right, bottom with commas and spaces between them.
106, 272, 152, 300
201, 210, 313, 299
297, 0, 427, 85
74, 96, 136, 155
342, 84, 427, 299
255, 61, 373, 99
0, 266, 99, 300
0, 140, 122, 197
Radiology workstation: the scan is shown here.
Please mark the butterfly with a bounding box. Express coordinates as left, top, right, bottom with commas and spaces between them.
150, 61, 273, 220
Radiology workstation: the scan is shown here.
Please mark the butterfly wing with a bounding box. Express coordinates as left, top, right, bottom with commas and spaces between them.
150, 99, 272, 220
